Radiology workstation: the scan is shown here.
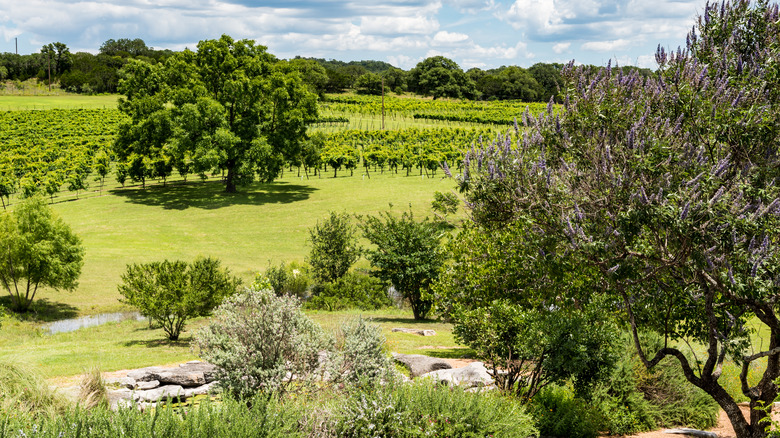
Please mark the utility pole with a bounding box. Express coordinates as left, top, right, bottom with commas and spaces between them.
381, 77, 385, 130
15, 38, 17, 55
47, 49, 51, 92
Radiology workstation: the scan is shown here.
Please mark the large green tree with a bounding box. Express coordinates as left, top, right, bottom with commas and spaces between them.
115, 35, 318, 192
456, 1, 780, 436
0, 197, 84, 312
409, 56, 476, 99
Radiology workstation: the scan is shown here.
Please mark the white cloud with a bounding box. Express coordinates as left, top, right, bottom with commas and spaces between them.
360, 15, 439, 35
552, 42, 570, 53
433, 30, 469, 44
581, 38, 631, 52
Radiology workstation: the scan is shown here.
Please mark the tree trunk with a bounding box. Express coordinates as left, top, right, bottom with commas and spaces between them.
225, 162, 238, 193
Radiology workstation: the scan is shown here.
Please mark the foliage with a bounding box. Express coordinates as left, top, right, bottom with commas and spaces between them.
118, 257, 240, 340
0, 361, 68, 419
307, 211, 361, 284
193, 288, 333, 398
408, 56, 476, 100
453, 298, 619, 400
333, 380, 538, 438
431, 190, 459, 224
591, 332, 718, 435
0, 196, 84, 312
360, 209, 444, 320
528, 385, 601, 438
0, 394, 302, 438
115, 35, 318, 193
458, 1, 780, 436
334, 316, 393, 385
306, 271, 392, 311
257, 261, 312, 299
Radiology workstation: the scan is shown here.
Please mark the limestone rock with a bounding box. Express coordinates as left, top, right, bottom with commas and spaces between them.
391, 328, 436, 336
423, 362, 494, 388
126, 367, 167, 382
133, 385, 186, 403
136, 380, 160, 390
184, 382, 219, 398
392, 353, 452, 378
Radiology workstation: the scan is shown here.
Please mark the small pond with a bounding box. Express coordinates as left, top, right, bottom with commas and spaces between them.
46, 312, 146, 335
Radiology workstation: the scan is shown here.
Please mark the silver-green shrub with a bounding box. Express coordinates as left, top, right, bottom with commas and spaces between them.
335, 317, 393, 385
193, 288, 332, 398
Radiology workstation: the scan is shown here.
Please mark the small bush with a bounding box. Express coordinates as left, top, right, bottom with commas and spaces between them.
306, 271, 392, 311
118, 257, 241, 340
307, 212, 361, 284
193, 288, 333, 398
257, 261, 312, 299
529, 384, 600, 438
335, 317, 393, 385
334, 380, 538, 438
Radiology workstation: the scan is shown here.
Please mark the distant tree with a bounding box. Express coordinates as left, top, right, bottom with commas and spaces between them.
382, 67, 408, 93
115, 35, 318, 192
40, 42, 72, 77
307, 212, 361, 283
0, 196, 84, 312
99, 38, 151, 57
283, 58, 329, 97
118, 257, 241, 341
355, 72, 383, 95
409, 56, 476, 99
528, 63, 563, 102
360, 210, 443, 319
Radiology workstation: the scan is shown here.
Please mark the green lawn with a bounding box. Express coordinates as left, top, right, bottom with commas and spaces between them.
0, 94, 120, 110
31, 171, 457, 315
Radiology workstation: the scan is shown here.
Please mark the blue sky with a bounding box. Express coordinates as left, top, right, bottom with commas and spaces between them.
0, 0, 704, 70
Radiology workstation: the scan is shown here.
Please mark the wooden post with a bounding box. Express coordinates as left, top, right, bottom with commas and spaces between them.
47, 50, 52, 92
381, 78, 385, 130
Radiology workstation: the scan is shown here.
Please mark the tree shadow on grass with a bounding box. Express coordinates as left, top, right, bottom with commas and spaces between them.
122, 336, 192, 349
415, 347, 474, 359
371, 316, 444, 326
109, 180, 318, 210
0, 296, 79, 322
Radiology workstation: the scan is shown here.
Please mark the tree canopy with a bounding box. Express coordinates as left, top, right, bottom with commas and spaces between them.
454, 1, 780, 436
114, 35, 318, 192
0, 196, 84, 312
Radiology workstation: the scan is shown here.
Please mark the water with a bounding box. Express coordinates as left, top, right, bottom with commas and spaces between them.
46, 312, 146, 335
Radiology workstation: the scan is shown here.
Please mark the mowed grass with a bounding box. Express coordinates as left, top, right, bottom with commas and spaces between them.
0, 308, 467, 380
0, 94, 120, 110
35, 171, 457, 314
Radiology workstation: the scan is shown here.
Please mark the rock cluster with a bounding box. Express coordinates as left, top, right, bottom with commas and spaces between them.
391, 328, 437, 336
106, 361, 219, 409
392, 353, 494, 389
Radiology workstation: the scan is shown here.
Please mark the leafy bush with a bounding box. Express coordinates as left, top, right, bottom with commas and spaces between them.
118, 257, 241, 340
257, 261, 312, 299
193, 288, 333, 398
528, 384, 600, 438
334, 380, 538, 438
334, 317, 393, 385
307, 212, 361, 284
591, 332, 719, 434
306, 271, 392, 311
453, 299, 619, 400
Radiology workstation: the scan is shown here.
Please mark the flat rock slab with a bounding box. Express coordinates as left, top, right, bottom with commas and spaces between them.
422, 362, 494, 388
133, 385, 186, 403
392, 353, 452, 377
663, 429, 717, 438
125, 362, 216, 388
392, 328, 436, 336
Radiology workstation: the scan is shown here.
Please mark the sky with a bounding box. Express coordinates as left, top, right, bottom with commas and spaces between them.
0, 0, 706, 70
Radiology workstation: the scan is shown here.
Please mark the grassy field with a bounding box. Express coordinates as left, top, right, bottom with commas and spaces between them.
0, 308, 466, 381
30, 171, 458, 315
0, 94, 120, 110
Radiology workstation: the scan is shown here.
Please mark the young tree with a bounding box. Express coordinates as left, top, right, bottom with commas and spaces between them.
457, 1, 780, 436
118, 257, 241, 340
307, 212, 361, 283
0, 196, 84, 312
115, 35, 318, 193
360, 210, 443, 319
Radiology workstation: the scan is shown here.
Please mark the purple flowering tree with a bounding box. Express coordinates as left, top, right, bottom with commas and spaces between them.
456, 1, 780, 436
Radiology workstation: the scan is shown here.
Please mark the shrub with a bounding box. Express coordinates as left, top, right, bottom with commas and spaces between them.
307, 212, 361, 284
257, 261, 312, 299
118, 257, 241, 340
334, 317, 393, 385
306, 271, 392, 311
193, 288, 333, 398
334, 380, 538, 438
529, 384, 600, 438
591, 332, 719, 434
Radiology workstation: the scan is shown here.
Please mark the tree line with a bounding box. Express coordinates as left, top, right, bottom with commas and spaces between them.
1, 38, 654, 103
